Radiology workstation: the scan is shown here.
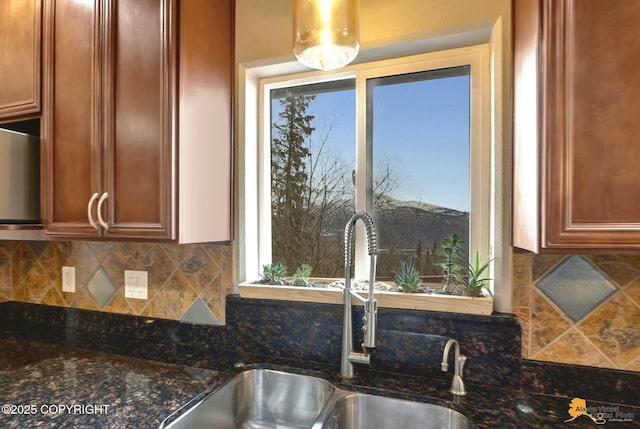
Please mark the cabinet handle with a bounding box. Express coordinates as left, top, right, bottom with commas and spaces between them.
87, 192, 100, 231
97, 192, 109, 232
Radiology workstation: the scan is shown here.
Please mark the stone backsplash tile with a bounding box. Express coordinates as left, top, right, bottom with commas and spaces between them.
533, 328, 613, 368
514, 252, 640, 372
530, 290, 572, 356
0, 240, 233, 325
0, 246, 10, 301
578, 293, 640, 368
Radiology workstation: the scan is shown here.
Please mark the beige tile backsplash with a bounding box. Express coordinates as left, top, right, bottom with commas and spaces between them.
0, 240, 233, 324
2, 240, 639, 372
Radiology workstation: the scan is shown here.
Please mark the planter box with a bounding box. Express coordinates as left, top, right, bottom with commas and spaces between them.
238, 282, 493, 316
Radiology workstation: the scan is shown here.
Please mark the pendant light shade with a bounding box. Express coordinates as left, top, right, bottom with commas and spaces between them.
293, 0, 360, 71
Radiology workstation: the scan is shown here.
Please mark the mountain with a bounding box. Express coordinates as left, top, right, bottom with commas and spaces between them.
322, 196, 469, 252
371, 196, 469, 252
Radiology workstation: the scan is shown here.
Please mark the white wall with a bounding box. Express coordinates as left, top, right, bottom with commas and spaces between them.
236, 0, 510, 64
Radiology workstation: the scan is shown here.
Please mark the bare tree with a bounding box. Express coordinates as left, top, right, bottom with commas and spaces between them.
271, 91, 407, 280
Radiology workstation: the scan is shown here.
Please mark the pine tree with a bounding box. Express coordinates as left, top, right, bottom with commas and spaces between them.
271, 91, 316, 270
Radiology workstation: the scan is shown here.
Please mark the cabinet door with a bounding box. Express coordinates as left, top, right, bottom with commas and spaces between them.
101, 0, 174, 240
513, 0, 640, 252
0, 0, 41, 121
41, 0, 102, 237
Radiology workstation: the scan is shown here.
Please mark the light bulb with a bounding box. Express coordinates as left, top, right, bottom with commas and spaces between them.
293, 0, 360, 71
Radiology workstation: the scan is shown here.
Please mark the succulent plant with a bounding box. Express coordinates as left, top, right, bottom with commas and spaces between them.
293, 263, 313, 286
434, 233, 467, 290
262, 262, 287, 284
454, 252, 493, 290
393, 257, 423, 293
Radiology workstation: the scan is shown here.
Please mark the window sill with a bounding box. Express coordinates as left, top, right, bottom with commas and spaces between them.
238, 282, 493, 316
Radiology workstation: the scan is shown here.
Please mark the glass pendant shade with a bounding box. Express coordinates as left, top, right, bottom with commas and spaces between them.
293, 0, 360, 71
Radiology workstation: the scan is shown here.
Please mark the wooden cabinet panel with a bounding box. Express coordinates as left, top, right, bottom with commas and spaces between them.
41, 0, 232, 243
178, 0, 233, 243
0, 0, 41, 121
42, 0, 100, 237
513, 0, 640, 252
104, 0, 173, 239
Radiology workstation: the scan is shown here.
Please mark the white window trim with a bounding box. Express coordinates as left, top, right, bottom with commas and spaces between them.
237, 35, 512, 312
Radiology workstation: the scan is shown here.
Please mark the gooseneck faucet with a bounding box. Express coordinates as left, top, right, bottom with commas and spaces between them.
441, 338, 467, 395
341, 211, 378, 379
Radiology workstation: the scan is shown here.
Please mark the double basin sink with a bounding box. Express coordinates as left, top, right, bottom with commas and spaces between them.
160, 368, 472, 429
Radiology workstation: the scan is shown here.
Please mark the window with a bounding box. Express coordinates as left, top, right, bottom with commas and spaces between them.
255, 45, 490, 288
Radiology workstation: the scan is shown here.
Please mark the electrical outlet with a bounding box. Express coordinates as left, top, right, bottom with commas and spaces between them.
62, 266, 76, 293
124, 270, 148, 299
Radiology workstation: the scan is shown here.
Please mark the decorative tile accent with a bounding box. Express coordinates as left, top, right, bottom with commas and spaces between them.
27, 241, 49, 258
68, 243, 100, 286
536, 255, 617, 323
515, 251, 640, 372
87, 268, 118, 310
180, 298, 220, 325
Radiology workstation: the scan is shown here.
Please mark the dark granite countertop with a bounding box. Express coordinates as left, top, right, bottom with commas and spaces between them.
0, 337, 227, 429
1, 336, 638, 428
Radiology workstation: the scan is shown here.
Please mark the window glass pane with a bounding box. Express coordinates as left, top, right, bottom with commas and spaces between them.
270, 80, 356, 278
368, 66, 470, 280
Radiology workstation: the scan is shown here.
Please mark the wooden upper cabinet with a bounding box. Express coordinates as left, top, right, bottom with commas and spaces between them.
102, 0, 174, 240
0, 0, 42, 122
513, 0, 640, 252
42, 0, 233, 242
41, 0, 100, 238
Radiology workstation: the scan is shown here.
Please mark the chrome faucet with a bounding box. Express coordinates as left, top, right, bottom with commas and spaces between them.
441, 338, 467, 395
340, 211, 378, 379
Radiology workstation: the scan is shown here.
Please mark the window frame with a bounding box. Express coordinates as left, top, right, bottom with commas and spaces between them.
248, 44, 493, 292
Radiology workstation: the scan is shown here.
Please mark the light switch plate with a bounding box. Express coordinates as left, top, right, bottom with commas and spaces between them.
62, 266, 75, 293
124, 270, 148, 300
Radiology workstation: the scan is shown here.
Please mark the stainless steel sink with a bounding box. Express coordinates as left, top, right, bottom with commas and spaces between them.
160, 369, 472, 429
160, 369, 335, 429
318, 393, 472, 429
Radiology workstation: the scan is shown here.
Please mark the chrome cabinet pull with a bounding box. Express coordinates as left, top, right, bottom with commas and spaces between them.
88, 192, 100, 231
97, 192, 109, 231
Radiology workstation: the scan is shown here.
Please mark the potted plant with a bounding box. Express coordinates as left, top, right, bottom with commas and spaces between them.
452, 252, 494, 297
239, 239, 494, 315
393, 257, 423, 293
434, 233, 466, 291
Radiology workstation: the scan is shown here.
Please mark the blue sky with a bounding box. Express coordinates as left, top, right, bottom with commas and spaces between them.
274, 73, 470, 212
